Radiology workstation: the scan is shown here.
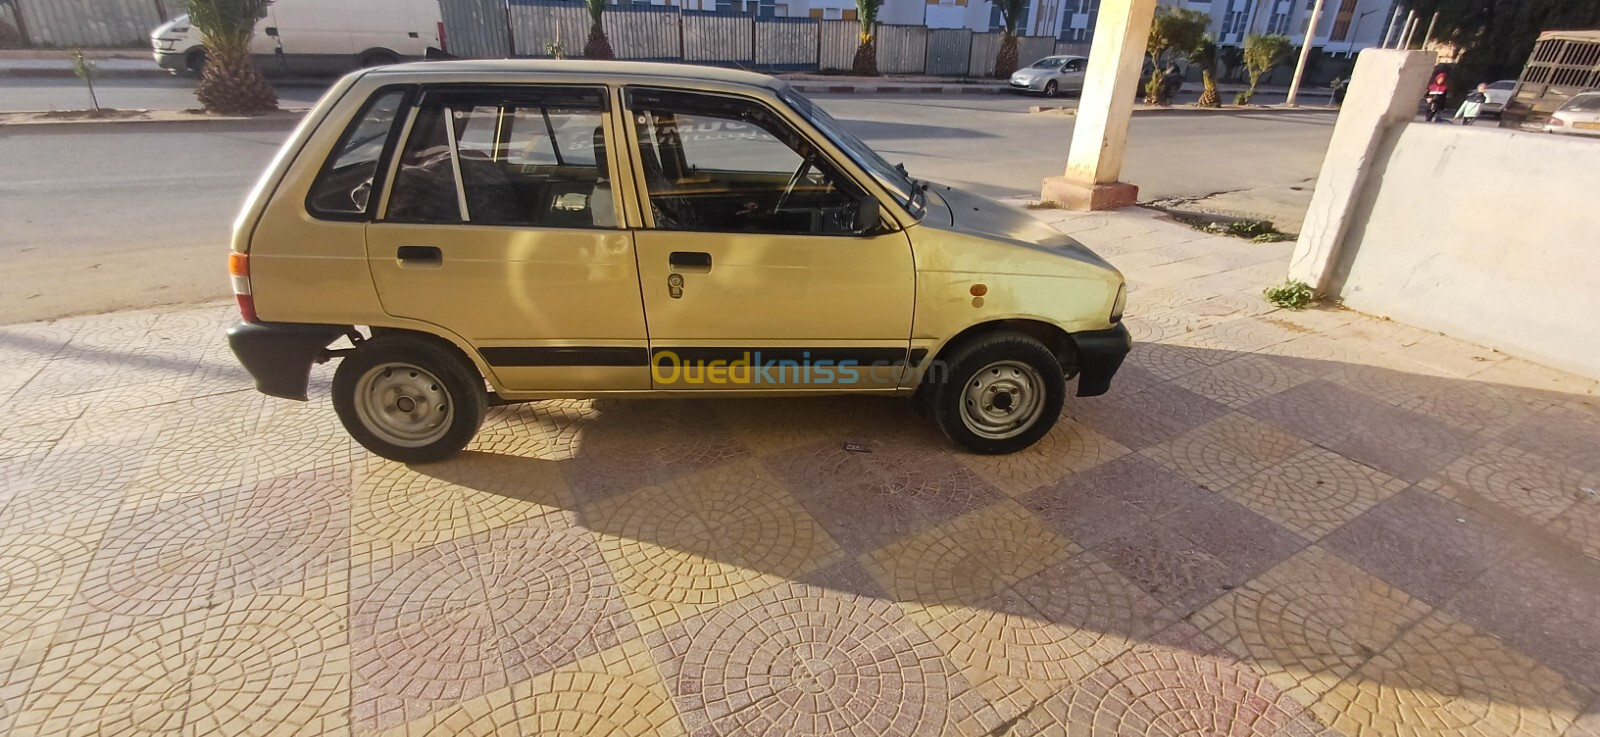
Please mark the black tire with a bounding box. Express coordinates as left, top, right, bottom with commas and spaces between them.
359, 50, 401, 69
1043, 80, 1058, 98
185, 49, 206, 78
332, 335, 486, 463
928, 332, 1065, 454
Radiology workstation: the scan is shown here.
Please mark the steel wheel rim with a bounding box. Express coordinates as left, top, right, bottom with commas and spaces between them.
353, 362, 454, 448
959, 360, 1046, 440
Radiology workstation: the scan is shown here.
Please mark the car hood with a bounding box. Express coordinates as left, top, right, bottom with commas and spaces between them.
922, 184, 1115, 271
1011, 68, 1048, 80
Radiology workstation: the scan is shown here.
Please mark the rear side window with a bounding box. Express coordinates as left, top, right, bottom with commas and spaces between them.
1562, 93, 1600, 112
307, 88, 409, 218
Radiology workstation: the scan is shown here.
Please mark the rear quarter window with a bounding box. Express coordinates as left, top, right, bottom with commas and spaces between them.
306, 87, 412, 220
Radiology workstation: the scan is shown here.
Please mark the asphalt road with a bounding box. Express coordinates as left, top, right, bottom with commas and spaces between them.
0, 80, 1335, 324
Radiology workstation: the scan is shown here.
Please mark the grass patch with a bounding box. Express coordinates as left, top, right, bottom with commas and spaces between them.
1024, 200, 1062, 210
1176, 215, 1293, 243
1263, 280, 1315, 310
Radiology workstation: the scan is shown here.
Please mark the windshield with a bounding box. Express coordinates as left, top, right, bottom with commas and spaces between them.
1561, 93, 1600, 113
1031, 58, 1067, 69
779, 85, 920, 215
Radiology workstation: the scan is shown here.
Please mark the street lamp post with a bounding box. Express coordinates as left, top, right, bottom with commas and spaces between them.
1347, 8, 1378, 56
1285, 0, 1326, 106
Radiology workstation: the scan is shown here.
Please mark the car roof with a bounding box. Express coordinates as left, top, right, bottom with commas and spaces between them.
368, 59, 784, 90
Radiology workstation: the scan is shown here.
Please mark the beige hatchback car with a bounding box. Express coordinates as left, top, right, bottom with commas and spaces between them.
227, 60, 1129, 462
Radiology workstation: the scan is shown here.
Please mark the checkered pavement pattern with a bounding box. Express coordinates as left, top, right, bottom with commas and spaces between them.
2, 207, 1599, 736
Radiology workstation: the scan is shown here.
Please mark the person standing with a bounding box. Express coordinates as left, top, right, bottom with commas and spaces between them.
1425, 72, 1450, 122
1457, 83, 1488, 125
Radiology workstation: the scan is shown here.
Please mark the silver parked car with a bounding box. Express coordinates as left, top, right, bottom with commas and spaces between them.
1545, 91, 1600, 137
1008, 55, 1087, 97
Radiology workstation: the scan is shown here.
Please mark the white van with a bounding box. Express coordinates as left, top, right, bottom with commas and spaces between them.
151, 0, 445, 77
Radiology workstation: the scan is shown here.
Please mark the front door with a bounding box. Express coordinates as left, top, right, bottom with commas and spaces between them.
366, 84, 650, 392
622, 88, 915, 391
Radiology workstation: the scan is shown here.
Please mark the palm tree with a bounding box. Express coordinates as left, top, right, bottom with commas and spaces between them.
992, 0, 1025, 79
583, 0, 615, 60
1143, 7, 1208, 104
1189, 38, 1220, 107
187, 0, 278, 114
1238, 33, 1292, 105
852, 0, 882, 76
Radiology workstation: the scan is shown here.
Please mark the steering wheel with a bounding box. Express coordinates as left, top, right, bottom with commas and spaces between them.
774, 158, 812, 214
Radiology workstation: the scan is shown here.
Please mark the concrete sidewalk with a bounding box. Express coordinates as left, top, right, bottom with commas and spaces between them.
1, 206, 1597, 736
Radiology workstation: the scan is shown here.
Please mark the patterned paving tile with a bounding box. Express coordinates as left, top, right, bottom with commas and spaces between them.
1022, 454, 1213, 550
586, 459, 842, 633
765, 435, 1004, 555
862, 500, 1079, 608
1173, 351, 1320, 409
1222, 446, 1410, 540
1140, 412, 1311, 491
1035, 630, 1334, 736
954, 418, 1130, 498
1323, 489, 1521, 607
649, 575, 966, 736
1191, 546, 1432, 706
1443, 553, 1600, 689
1312, 611, 1586, 737
559, 400, 749, 504
1424, 442, 1600, 525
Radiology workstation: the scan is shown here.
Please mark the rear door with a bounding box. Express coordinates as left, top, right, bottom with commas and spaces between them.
365, 84, 650, 392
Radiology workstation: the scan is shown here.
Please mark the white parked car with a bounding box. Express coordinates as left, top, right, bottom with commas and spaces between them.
1545, 91, 1600, 137
1481, 79, 1517, 114
150, 0, 444, 77
1008, 56, 1087, 97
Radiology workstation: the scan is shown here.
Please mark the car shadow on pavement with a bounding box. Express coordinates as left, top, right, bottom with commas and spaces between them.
395, 341, 1600, 731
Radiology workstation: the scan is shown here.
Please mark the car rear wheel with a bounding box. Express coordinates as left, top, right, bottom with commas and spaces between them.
1044, 80, 1059, 98
333, 336, 486, 463
929, 332, 1065, 454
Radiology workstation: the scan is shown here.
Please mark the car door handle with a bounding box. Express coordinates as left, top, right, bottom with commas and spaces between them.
397, 245, 442, 266
669, 251, 712, 272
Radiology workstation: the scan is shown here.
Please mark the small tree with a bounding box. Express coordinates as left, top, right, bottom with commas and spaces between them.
583, 0, 614, 60
188, 0, 278, 114
1189, 37, 1219, 107
992, 0, 1026, 79
1144, 7, 1208, 103
1237, 33, 1291, 105
72, 49, 101, 112
852, 0, 883, 76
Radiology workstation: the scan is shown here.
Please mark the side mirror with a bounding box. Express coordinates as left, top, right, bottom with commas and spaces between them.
854, 193, 879, 234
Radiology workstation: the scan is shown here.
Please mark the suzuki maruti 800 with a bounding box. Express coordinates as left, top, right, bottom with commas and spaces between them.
227, 60, 1130, 462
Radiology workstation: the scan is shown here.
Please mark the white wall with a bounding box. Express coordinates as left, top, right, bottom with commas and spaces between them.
1329, 123, 1600, 380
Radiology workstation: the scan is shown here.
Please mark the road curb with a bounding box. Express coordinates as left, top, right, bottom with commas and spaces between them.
789, 83, 1004, 95
0, 67, 173, 80
1, 109, 309, 128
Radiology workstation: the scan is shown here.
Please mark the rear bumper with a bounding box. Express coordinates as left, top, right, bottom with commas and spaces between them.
227, 321, 350, 400
1071, 323, 1132, 397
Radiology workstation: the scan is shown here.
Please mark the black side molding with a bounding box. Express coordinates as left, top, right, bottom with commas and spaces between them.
227, 322, 350, 401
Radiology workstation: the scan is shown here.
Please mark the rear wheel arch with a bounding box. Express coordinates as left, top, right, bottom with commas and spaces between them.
356, 48, 402, 68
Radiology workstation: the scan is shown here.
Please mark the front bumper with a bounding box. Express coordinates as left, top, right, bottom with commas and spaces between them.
153, 49, 187, 72
1071, 323, 1132, 397
1008, 77, 1045, 92
227, 321, 351, 400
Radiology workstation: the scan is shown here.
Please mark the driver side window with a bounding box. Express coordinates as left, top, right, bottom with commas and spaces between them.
627, 89, 866, 236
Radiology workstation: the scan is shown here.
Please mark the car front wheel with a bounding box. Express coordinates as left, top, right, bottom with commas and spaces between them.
332, 336, 486, 463
929, 332, 1065, 454
1044, 80, 1059, 97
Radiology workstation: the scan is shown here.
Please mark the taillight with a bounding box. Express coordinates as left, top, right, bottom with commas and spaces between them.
437, 21, 448, 53
229, 252, 258, 323
1548, 117, 1565, 126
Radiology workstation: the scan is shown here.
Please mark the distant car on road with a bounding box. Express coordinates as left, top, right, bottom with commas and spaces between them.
1008, 56, 1088, 97
1545, 91, 1600, 137
1481, 79, 1517, 115
150, 0, 444, 78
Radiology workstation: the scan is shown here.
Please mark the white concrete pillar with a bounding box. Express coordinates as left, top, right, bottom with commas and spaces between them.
1289, 49, 1435, 293
1040, 0, 1157, 210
